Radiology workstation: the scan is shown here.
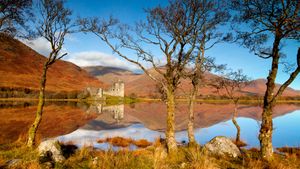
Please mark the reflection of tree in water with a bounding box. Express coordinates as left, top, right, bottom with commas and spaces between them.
0, 101, 86, 109
212, 70, 250, 145
232, 103, 241, 144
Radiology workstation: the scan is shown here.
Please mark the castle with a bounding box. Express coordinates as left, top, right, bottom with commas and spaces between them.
86, 80, 124, 99
103, 80, 125, 97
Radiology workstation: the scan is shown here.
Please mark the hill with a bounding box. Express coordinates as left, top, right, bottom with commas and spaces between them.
84, 65, 300, 98
83, 66, 141, 84
0, 34, 104, 96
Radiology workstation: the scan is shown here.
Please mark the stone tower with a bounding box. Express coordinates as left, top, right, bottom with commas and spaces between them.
103, 80, 124, 97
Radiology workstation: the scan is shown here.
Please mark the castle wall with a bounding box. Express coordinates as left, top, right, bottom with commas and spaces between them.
103, 81, 124, 97
86, 87, 103, 99
86, 80, 124, 99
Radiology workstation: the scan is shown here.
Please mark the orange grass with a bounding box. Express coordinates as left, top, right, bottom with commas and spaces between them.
97, 137, 152, 148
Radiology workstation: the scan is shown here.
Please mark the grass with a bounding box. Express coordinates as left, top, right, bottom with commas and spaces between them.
231, 139, 248, 148
1, 138, 300, 169
277, 147, 300, 157
97, 137, 152, 148
0, 141, 40, 169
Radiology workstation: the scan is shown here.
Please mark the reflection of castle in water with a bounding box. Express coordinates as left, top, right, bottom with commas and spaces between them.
86, 104, 124, 123
103, 105, 124, 123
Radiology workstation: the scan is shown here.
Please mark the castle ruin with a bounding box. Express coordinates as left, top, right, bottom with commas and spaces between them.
86, 87, 103, 99
86, 80, 124, 99
103, 80, 124, 97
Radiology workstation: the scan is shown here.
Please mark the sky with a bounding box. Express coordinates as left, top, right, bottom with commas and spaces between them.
24, 0, 300, 90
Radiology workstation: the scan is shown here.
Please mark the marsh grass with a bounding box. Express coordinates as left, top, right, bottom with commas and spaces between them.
1, 139, 300, 169
277, 147, 300, 157
133, 139, 152, 148
97, 137, 152, 148
0, 142, 40, 168
231, 139, 247, 148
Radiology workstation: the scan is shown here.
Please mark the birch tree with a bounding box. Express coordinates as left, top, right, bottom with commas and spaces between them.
0, 0, 32, 37
212, 69, 249, 145
80, 0, 206, 153
184, 0, 230, 146
232, 0, 300, 160
27, 0, 75, 147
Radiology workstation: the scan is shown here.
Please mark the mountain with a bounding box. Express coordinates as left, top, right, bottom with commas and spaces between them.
0, 34, 104, 93
83, 66, 141, 84
84, 65, 300, 98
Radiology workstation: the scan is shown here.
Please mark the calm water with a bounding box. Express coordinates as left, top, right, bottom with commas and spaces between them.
1, 101, 300, 149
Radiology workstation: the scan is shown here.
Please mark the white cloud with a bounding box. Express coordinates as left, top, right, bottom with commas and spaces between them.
21, 37, 68, 57
21, 37, 142, 71
21, 37, 52, 57
66, 51, 140, 71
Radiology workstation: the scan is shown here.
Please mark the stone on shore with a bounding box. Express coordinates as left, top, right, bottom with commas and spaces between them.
38, 139, 65, 163
203, 136, 241, 158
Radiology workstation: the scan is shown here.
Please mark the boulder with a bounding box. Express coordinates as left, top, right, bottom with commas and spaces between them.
203, 136, 241, 158
38, 139, 65, 163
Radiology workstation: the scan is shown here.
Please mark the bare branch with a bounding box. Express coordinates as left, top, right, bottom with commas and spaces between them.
273, 48, 300, 100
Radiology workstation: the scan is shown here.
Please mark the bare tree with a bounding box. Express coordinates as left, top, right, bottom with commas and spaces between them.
212, 69, 249, 145
80, 0, 206, 153
184, 0, 230, 147
232, 0, 300, 160
0, 0, 32, 37
27, 0, 75, 147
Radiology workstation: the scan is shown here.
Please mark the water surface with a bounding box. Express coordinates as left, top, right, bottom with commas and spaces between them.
1, 101, 300, 149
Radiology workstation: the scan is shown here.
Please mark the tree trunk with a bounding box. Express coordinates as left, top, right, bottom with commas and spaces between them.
165, 86, 177, 153
259, 35, 280, 160
232, 102, 240, 144
27, 64, 48, 147
259, 103, 274, 160
187, 85, 197, 147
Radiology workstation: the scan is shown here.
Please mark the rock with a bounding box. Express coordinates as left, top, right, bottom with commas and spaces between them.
203, 136, 241, 158
38, 139, 65, 163
5, 159, 22, 168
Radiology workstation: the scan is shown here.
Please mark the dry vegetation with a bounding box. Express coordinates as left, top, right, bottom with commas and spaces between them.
231, 139, 247, 148
0, 34, 104, 94
97, 137, 152, 148
1, 140, 300, 169
277, 147, 300, 157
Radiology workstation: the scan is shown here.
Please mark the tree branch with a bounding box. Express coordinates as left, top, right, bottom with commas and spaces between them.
273, 48, 300, 100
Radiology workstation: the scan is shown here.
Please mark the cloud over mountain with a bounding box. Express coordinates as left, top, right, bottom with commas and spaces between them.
66, 51, 139, 71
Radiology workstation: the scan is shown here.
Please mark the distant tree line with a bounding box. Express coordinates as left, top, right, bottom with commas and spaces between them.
0, 87, 90, 99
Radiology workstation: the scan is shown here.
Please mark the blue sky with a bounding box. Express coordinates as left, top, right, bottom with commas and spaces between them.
24, 0, 300, 90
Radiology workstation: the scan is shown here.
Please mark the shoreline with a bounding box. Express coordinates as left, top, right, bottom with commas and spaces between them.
1, 97, 300, 104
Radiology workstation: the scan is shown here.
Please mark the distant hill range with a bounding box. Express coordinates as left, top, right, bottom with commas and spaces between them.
83, 66, 300, 98
1, 33, 298, 99
0, 34, 104, 97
